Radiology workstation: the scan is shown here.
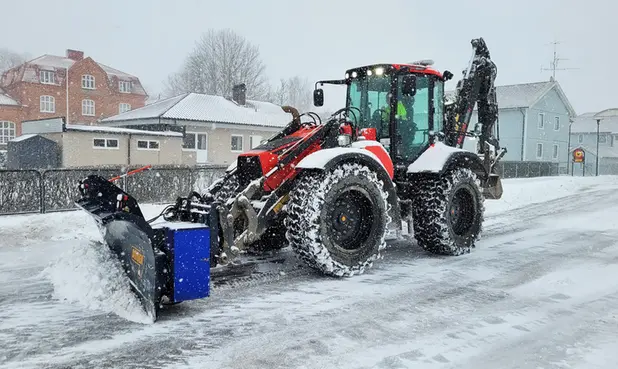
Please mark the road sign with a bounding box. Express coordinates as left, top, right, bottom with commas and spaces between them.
573, 148, 585, 163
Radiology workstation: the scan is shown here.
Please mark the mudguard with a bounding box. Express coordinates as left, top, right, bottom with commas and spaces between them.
295, 145, 401, 229
407, 142, 488, 180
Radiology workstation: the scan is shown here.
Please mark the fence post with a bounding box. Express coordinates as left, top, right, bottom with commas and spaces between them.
40, 170, 46, 214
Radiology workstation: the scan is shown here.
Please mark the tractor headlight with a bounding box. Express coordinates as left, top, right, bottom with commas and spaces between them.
338, 134, 352, 147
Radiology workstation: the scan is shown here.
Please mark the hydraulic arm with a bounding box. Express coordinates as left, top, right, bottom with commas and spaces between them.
444, 38, 501, 156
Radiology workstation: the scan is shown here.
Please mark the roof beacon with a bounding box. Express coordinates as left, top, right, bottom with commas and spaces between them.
410, 59, 434, 67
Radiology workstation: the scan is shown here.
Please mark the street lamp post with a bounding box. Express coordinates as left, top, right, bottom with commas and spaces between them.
596, 118, 600, 176
567, 118, 573, 175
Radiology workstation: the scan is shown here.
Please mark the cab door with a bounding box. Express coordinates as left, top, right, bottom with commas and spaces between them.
393, 74, 431, 161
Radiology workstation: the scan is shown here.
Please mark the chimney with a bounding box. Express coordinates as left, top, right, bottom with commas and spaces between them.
232, 83, 246, 105
66, 49, 84, 61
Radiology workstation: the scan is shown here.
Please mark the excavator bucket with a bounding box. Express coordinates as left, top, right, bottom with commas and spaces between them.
482, 173, 503, 200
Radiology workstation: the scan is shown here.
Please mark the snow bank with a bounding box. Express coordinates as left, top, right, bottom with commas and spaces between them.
485, 175, 618, 215
41, 240, 155, 324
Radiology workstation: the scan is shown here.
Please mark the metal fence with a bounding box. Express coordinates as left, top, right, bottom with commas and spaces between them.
0, 159, 589, 217
494, 161, 564, 178
0, 165, 227, 216
568, 161, 618, 177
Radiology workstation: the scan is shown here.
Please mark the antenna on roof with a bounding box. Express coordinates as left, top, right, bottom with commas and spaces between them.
540, 39, 579, 80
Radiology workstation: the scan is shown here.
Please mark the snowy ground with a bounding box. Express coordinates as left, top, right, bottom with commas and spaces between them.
1, 175, 618, 369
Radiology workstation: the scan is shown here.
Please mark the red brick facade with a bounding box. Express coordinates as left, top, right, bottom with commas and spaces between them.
0, 50, 148, 146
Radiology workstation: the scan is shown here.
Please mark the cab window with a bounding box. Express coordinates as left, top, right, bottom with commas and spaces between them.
395, 74, 430, 159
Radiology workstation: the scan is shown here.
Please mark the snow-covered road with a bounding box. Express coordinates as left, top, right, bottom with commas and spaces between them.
1, 175, 618, 369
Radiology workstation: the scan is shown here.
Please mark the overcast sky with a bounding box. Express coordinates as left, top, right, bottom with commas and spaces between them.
2, 0, 615, 114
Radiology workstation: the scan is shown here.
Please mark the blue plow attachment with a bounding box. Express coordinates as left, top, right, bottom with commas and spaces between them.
75, 175, 217, 322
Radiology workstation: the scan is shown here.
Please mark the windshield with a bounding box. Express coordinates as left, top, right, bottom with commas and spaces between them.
347, 73, 391, 138
347, 72, 432, 159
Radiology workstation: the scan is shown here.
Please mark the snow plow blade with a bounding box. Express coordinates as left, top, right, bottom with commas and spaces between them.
75, 175, 163, 320
75, 174, 216, 322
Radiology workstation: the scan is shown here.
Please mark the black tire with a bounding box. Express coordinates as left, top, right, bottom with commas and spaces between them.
211, 174, 239, 204
411, 167, 484, 255
285, 163, 390, 277
210, 174, 239, 267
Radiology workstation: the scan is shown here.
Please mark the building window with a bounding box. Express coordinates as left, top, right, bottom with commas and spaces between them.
231, 135, 243, 152
538, 113, 545, 129
40, 70, 56, 84
93, 138, 119, 149
119, 103, 131, 114
554, 116, 560, 131
137, 140, 160, 150
578, 134, 583, 143
599, 134, 607, 144
81, 75, 95, 89
250, 135, 263, 149
553, 144, 559, 159
0, 121, 16, 144
183, 133, 196, 149
119, 81, 132, 93
40, 95, 55, 113
82, 99, 95, 116
536, 143, 543, 159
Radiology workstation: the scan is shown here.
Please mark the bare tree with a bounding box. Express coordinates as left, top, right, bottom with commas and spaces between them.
0, 48, 29, 74
163, 29, 269, 100
271, 76, 313, 112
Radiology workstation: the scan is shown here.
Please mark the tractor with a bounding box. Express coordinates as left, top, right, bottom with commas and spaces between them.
76, 37, 506, 321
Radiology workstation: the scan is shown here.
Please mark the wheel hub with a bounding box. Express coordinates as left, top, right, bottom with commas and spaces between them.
448, 187, 475, 236
327, 187, 374, 251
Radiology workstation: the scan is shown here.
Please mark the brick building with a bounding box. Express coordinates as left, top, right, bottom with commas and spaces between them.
0, 49, 148, 148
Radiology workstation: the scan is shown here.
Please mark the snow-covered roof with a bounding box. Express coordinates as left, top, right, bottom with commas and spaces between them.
571, 109, 618, 134
446, 80, 576, 116
0, 87, 19, 106
65, 124, 183, 137
5, 54, 147, 96
9, 134, 38, 142
101, 93, 294, 128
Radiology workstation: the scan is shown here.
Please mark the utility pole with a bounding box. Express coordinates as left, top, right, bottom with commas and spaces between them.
541, 40, 579, 80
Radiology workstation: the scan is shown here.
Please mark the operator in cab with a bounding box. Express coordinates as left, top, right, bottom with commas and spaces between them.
375, 92, 417, 157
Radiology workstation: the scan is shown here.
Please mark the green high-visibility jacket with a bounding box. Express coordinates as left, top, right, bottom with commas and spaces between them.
381, 102, 407, 120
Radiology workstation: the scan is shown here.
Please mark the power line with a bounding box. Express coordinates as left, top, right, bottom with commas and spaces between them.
540, 39, 579, 80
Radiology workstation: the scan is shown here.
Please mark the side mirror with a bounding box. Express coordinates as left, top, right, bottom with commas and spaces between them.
443, 70, 454, 81
401, 75, 416, 96
313, 88, 324, 107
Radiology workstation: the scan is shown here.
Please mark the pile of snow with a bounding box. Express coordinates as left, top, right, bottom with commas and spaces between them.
484, 175, 618, 215
41, 240, 155, 324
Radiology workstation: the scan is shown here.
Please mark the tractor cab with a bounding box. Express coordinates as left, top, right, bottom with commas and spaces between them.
313, 62, 452, 169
